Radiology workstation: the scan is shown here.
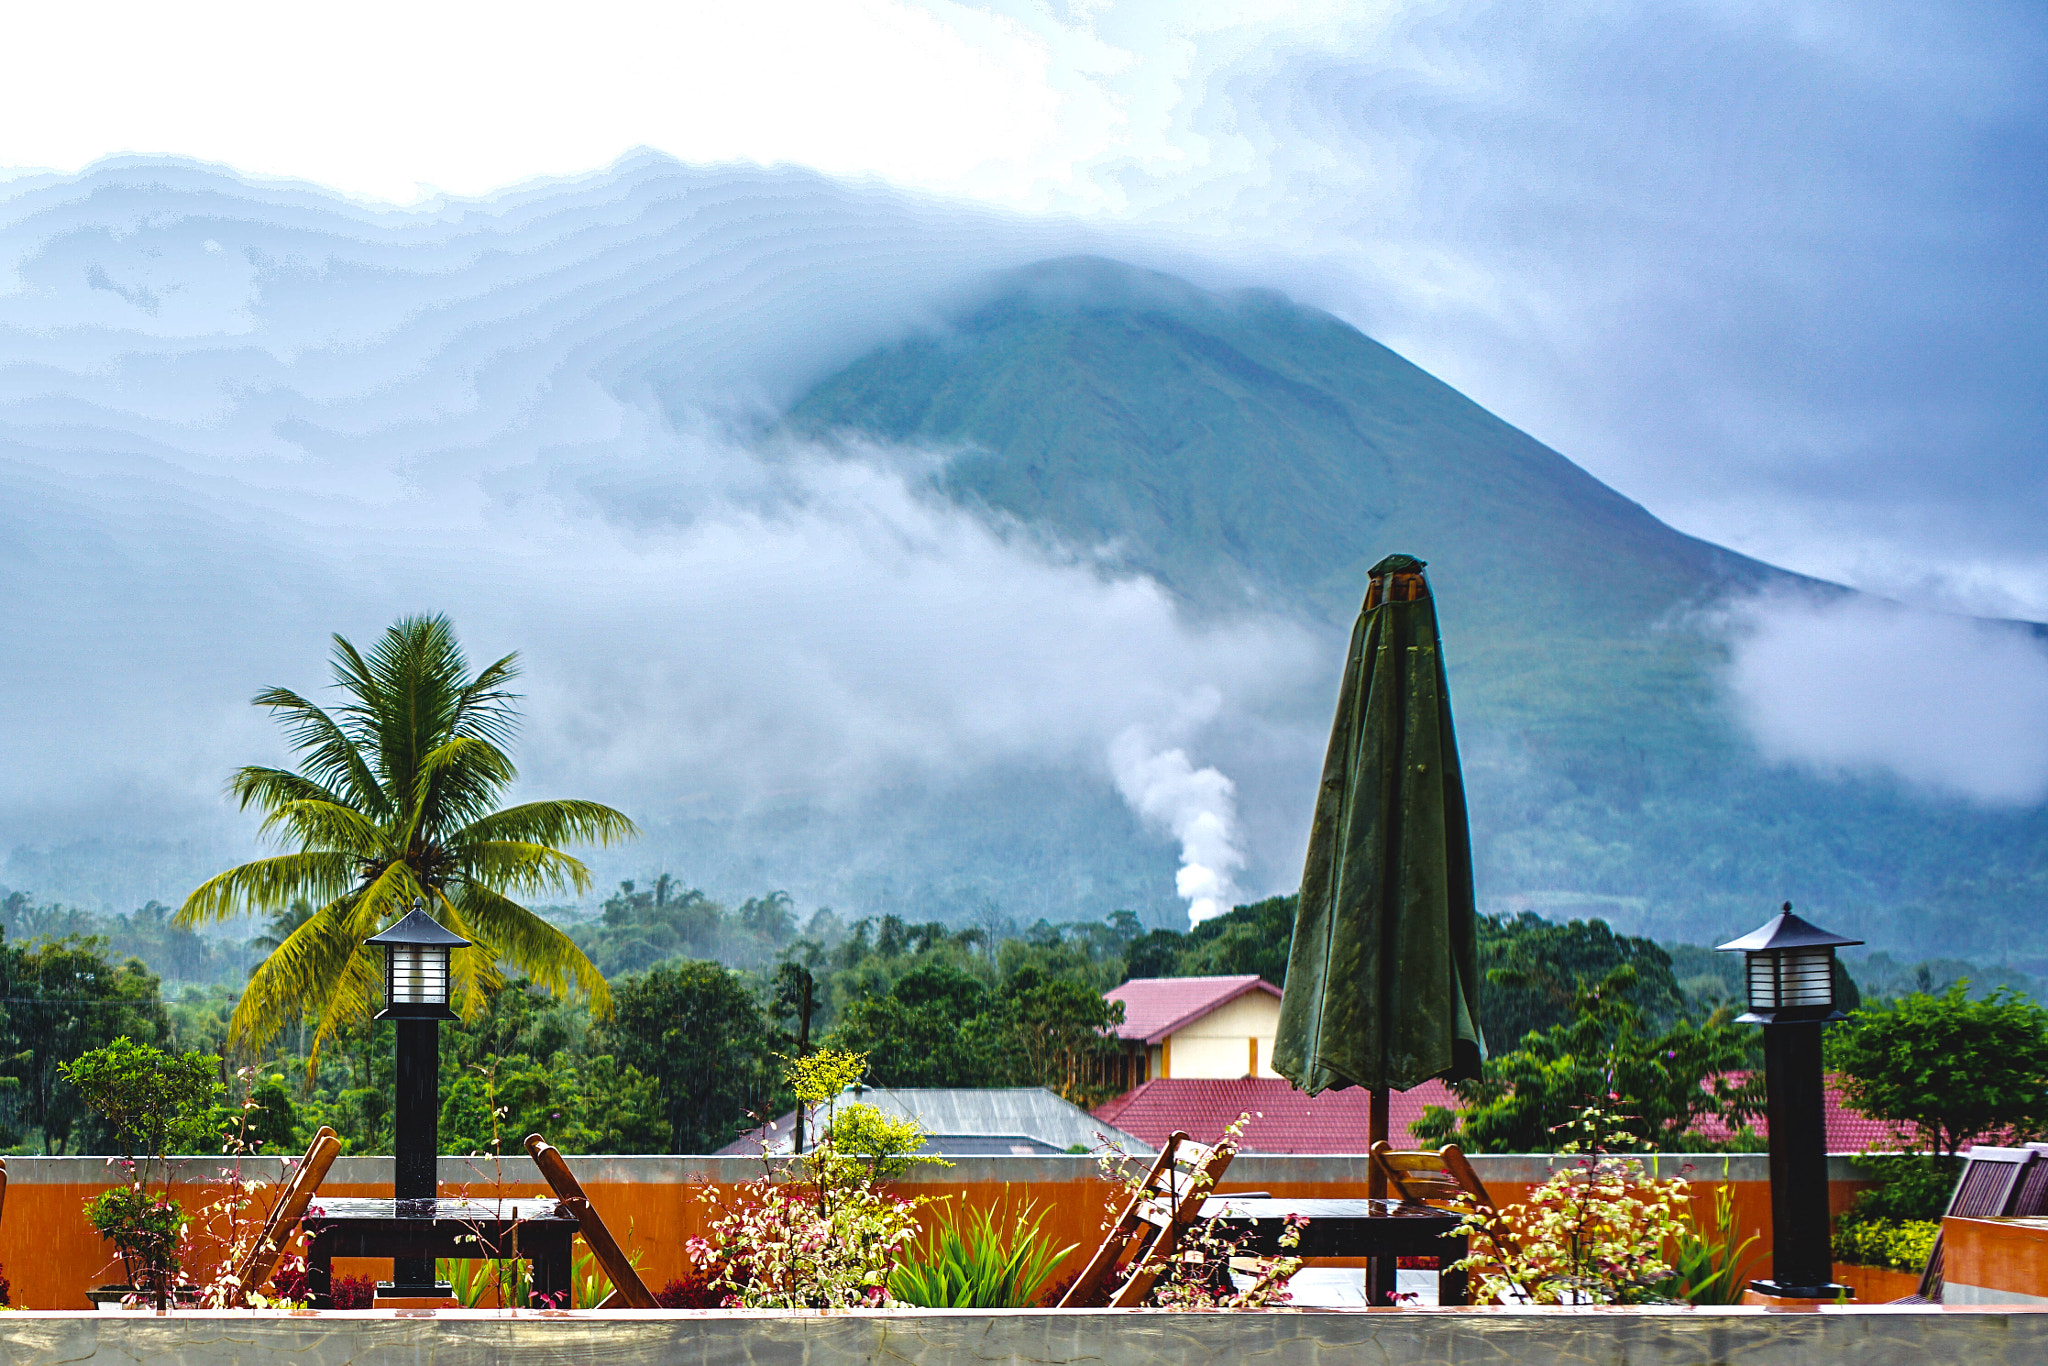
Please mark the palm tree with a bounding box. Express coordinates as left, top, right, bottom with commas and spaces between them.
179, 614, 637, 1061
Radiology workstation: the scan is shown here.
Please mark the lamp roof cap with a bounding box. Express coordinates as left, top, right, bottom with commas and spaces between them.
365, 905, 472, 949
1715, 902, 1862, 954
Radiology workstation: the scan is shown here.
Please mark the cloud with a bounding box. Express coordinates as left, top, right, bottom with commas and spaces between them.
1723, 592, 2048, 804
0, 158, 1324, 912
6, 1, 2045, 624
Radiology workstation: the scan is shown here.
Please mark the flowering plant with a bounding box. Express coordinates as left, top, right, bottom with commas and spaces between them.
687, 1049, 936, 1308
1450, 1104, 1692, 1305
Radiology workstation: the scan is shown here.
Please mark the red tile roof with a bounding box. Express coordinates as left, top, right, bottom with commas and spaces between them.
1104, 975, 1281, 1045
1092, 1076, 1924, 1154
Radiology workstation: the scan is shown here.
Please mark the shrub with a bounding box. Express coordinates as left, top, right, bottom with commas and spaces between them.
656, 1273, 723, 1309
1834, 1218, 1940, 1273
688, 1049, 935, 1308
887, 1201, 1076, 1308
1450, 1107, 1692, 1305
1831, 1153, 1958, 1274
330, 1274, 377, 1309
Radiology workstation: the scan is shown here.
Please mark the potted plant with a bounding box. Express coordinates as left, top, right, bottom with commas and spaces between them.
60, 1036, 222, 1311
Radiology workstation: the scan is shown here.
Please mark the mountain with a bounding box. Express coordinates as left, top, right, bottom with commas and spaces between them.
788, 258, 2048, 961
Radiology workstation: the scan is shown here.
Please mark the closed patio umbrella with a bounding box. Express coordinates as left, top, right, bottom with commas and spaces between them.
1273, 553, 1484, 1177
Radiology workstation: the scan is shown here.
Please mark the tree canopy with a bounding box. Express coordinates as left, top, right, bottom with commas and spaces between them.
1826, 982, 2048, 1156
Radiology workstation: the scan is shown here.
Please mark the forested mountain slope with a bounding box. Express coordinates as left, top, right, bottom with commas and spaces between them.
790, 258, 2048, 960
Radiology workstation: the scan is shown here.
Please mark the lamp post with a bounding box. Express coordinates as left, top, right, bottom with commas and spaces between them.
1717, 902, 1861, 1300
366, 904, 470, 1299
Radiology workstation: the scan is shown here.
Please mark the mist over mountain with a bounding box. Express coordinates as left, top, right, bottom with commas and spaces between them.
3, 158, 2045, 963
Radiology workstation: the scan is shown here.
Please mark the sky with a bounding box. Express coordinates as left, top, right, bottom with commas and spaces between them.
5, 0, 2041, 612
2, 0, 2045, 916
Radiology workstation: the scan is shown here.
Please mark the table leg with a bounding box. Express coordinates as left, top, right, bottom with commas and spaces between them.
1438, 1235, 1469, 1307
305, 1233, 333, 1310
532, 1231, 573, 1309
1367, 1255, 1396, 1306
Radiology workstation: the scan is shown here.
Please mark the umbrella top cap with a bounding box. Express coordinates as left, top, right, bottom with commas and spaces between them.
1369, 554, 1427, 576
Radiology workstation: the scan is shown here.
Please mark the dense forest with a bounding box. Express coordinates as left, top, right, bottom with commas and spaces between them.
0, 880, 2034, 1158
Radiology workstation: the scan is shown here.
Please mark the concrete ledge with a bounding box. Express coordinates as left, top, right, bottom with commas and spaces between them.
0, 1152, 1872, 1186
0, 1307, 2046, 1366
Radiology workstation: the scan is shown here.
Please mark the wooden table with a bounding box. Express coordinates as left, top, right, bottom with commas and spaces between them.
1199, 1196, 1470, 1306
300, 1197, 578, 1308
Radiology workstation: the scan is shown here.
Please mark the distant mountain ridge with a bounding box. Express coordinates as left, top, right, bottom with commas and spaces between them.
789, 257, 2048, 962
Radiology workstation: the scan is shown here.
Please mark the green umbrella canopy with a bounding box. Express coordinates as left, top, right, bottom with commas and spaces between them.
1273, 554, 1485, 1096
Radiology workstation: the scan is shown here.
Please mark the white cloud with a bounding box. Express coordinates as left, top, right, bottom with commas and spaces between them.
1723, 592, 2048, 804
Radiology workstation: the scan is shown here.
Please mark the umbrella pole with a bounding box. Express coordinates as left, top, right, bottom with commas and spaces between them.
1367, 1087, 1392, 1305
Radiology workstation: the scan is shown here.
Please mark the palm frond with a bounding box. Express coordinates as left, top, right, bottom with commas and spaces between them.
247, 688, 391, 819
255, 799, 391, 858
404, 735, 518, 844
229, 766, 351, 815
455, 801, 640, 852
457, 841, 597, 897
231, 894, 374, 1057
454, 882, 611, 1017
177, 852, 357, 927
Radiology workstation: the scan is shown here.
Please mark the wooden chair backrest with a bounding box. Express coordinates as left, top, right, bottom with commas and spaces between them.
1057, 1130, 1238, 1309
234, 1125, 340, 1305
1916, 1145, 2038, 1301
526, 1134, 657, 1308
1370, 1141, 1493, 1210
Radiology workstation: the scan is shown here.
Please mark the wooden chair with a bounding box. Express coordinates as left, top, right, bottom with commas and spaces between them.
1905, 1145, 2043, 1303
525, 1135, 657, 1308
232, 1125, 340, 1305
1369, 1141, 1494, 1212
1057, 1130, 1238, 1308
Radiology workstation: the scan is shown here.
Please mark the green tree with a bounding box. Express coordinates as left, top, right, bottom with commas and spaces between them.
824, 961, 997, 1087
1175, 896, 1294, 984
1826, 982, 2048, 1156
1414, 968, 1759, 1152
0, 934, 170, 1152
1478, 912, 1685, 1048
993, 965, 1127, 1105
599, 959, 782, 1152
177, 614, 637, 1061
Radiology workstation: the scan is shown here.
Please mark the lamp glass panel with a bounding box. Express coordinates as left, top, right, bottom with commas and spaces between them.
1777, 946, 1835, 1008
387, 944, 449, 1006
1746, 947, 1834, 1011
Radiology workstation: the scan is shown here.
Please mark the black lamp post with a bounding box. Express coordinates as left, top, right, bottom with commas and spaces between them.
366, 904, 470, 1299
1717, 902, 1861, 1300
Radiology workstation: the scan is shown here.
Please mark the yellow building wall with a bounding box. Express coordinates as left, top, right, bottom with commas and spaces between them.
1159, 992, 1282, 1078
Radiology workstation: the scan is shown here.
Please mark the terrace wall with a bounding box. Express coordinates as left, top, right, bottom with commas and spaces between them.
0, 1305, 2044, 1366
0, 1152, 1873, 1309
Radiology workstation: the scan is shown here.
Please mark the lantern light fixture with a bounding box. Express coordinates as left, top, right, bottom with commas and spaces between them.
367, 904, 470, 1019
1716, 902, 1861, 1024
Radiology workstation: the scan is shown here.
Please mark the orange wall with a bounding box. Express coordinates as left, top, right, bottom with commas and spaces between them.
0, 1166, 1872, 1310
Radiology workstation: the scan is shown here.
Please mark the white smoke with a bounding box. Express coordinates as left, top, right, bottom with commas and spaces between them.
1110, 726, 1249, 926
1722, 591, 2048, 805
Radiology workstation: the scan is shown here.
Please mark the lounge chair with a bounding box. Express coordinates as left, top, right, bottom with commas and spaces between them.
525, 1135, 658, 1307
232, 1125, 341, 1305
1058, 1129, 1238, 1308
1904, 1145, 2048, 1303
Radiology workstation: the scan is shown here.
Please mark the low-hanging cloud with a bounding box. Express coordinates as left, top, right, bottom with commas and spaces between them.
0, 157, 1325, 914
1723, 592, 2048, 804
